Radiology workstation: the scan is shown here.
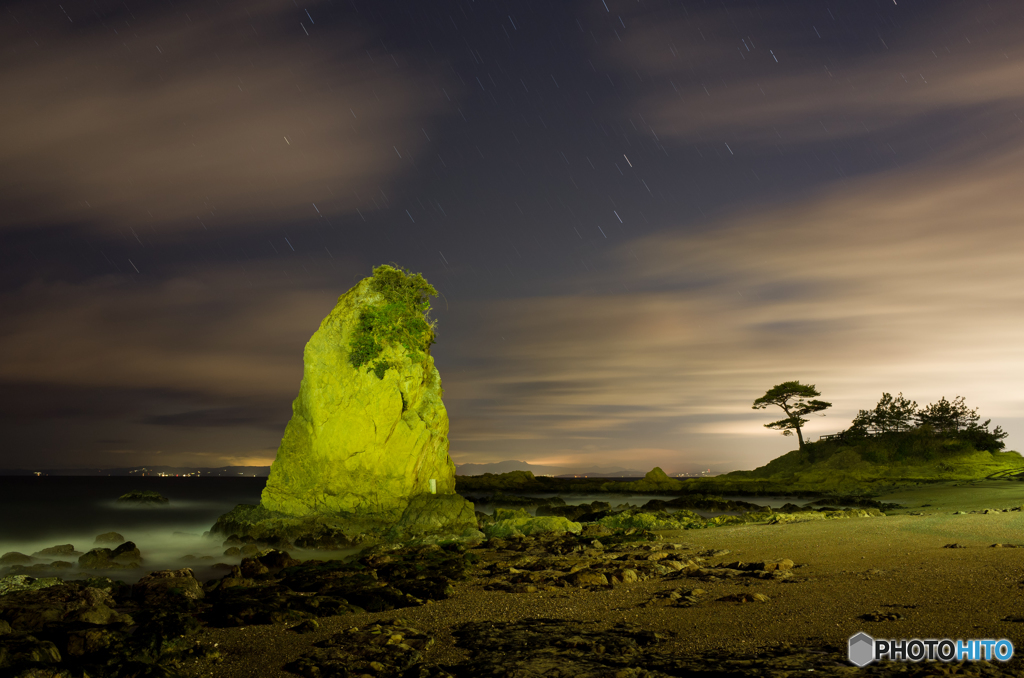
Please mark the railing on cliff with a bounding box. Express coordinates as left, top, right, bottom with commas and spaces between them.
817, 431, 884, 442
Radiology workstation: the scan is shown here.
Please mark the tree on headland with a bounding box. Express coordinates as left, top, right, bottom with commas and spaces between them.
851, 392, 918, 435
915, 396, 1008, 450
752, 381, 832, 449
840, 393, 1007, 452
915, 396, 977, 434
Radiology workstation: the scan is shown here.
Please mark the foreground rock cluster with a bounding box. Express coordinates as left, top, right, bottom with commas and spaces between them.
26, 493, 1021, 677
0, 528, 816, 678
0, 541, 475, 677
285, 616, 1017, 678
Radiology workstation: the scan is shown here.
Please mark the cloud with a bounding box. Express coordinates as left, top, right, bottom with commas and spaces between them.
0, 0, 452, 231
601, 0, 1024, 146
444, 130, 1024, 469
138, 405, 287, 429
0, 267, 339, 398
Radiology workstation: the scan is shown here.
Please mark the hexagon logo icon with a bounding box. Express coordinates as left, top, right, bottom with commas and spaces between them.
848, 632, 875, 667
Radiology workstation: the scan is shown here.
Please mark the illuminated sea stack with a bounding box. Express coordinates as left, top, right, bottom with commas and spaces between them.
213, 265, 476, 545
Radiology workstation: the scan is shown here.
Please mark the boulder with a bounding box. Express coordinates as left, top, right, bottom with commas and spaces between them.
133, 568, 205, 606
78, 541, 143, 570
32, 545, 79, 558
608, 467, 685, 493
0, 552, 33, 566
93, 532, 125, 545
564, 570, 609, 587
0, 584, 131, 632
223, 265, 468, 542
493, 507, 531, 521
390, 494, 477, 539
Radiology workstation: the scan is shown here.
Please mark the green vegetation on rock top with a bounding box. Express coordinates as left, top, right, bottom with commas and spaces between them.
348, 265, 438, 380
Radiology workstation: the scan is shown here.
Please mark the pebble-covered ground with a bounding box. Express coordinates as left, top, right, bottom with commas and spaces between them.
4, 481, 1024, 677
179, 507, 1024, 678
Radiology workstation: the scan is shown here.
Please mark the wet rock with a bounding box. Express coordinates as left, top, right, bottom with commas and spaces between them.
117, 490, 169, 504
77, 542, 143, 570
93, 532, 125, 545
223, 547, 241, 557
468, 492, 566, 508
238, 557, 270, 578
860, 610, 905, 621
253, 548, 302, 570
597, 509, 705, 531
493, 507, 531, 521
203, 543, 472, 627
650, 586, 707, 607
391, 494, 478, 541
0, 576, 63, 596
767, 511, 826, 524
484, 516, 582, 538
133, 568, 205, 606
580, 524, 613, 537
65, 625, 124, 658
534, 504, 588, 521
290, 619, 320, 634
720, 559, 795, 575
286, 618, 438, 677
126, 608, 212, 669
0, 583, 131, 632
30, 546, 79, 559
563, 570, 608, 587
0, 553, 33, 566
609, 568, 639, 585
0, 634, 63, 669
449, 618, 670, 676
944, 543, 968, 549
718, 592, 770, 603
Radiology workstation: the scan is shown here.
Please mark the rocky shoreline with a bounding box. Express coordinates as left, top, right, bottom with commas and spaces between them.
5, 489, 1024, 677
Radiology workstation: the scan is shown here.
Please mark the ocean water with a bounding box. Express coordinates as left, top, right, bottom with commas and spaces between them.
0, 477, 819, 583
0, 476, 267, 582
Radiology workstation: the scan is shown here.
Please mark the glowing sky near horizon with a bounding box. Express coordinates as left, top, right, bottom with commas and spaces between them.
2, 0, 1024, 472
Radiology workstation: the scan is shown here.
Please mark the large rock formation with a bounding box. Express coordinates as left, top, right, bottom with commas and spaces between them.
216, 265, 475, 545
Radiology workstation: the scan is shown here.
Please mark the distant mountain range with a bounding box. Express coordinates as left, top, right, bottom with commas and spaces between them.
454, 460, 654, 478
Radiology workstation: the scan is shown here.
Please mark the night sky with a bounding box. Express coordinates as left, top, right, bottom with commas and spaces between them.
3, 0, 1023, 473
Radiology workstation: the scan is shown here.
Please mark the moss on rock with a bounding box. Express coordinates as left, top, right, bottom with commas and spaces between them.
596, 509, 704, 531
484, 517, 582, 538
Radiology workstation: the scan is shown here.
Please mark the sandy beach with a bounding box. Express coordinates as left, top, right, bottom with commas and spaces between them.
167, 481, 1024, 677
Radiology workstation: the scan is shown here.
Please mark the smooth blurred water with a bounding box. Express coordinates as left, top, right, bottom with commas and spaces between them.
0, 476, 267, 581
0, 478, 825, 581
